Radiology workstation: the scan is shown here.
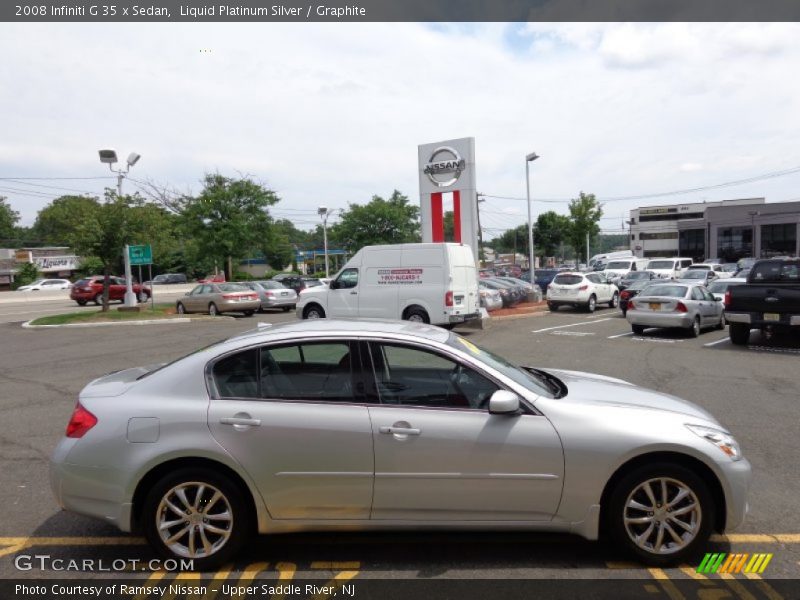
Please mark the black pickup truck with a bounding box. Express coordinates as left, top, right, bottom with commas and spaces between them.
724, 258, 800, 345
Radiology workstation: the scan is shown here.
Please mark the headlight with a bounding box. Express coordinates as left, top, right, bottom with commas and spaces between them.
687, 424, 742, 461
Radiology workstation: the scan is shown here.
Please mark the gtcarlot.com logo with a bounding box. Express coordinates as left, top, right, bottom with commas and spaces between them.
697, 552, 773, 574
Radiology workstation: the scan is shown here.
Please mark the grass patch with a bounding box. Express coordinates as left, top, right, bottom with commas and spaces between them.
31, 303, 181, 326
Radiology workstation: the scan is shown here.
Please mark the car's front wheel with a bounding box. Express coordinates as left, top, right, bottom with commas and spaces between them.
208, 303, 219, 317
609, 292, 619, 309
586, 295, 597, 313
142, 468, 251, 571
176, 302, 186, 315
606, 463, 714, 566
76, 299, 87, 306
94, 293, 103, 306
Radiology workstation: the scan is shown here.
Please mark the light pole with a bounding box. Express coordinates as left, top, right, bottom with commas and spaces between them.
318, 206, 331, 278
98, 149, 141, 307
525, 152, 539, 283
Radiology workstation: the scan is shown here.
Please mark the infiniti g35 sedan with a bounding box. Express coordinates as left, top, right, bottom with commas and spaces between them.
50, 320, 751, 570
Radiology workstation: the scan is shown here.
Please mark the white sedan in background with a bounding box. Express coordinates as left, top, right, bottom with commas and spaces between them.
546, 272, 619, 313
15, 278, 72, 291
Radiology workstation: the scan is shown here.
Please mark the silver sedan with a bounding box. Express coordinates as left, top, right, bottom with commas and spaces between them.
50, 320, 750, 570
240, 280, 298, 312
626, 282, 725, 336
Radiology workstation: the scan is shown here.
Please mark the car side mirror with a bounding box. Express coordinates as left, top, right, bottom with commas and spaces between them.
330, 280, 340, 290
488, 390, 521, 415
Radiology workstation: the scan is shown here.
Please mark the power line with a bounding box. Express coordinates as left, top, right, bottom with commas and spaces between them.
0, 176, 115, 181
1, 179, 99, 195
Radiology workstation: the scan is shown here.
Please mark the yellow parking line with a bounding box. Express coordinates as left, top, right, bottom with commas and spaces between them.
679, 566, 712, 583
647, 568, 685, 600
311, 561, 361, 569
743, 573, 785, 600
719, 573, 758, 600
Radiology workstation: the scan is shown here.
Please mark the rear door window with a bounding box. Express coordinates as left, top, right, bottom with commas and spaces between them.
751, 262, 800, 282
261, 342, 356, 403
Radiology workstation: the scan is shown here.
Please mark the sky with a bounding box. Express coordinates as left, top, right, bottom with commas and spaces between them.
1, 22, 799, 239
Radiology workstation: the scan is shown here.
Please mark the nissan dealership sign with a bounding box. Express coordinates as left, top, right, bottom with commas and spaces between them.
418, 137, 478, 263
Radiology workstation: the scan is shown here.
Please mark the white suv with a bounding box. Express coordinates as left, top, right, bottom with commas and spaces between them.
546, 272, 619, 312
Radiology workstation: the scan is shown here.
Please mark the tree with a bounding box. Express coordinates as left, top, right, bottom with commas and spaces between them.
33, 196, 100, 244
490, 224, 528, 255
534, 211, 572, 258
567, 192, 604, 262
331, 190, 420, 253
0, 197, 20, 241
68, 193, 168, 311
13, 262, 39, 289
180, 174, 280, 280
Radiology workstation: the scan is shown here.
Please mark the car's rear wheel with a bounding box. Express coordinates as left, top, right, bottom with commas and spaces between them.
243, 310, 255, 317
606, 463, 713, 566
729, 322, 750, 345
282, 306, 291, 312
138, 291, 149, 303
142, 468, 251, 571
587, 295, 597, 313
404, 306, 430, 324
689, 316, 701, 338
76, 299, 87, 306
547, 302, 558, 312
94, 293, 103, 306
208, 303, 219, 317
609, 292, 619, 308
716, 313, 726, 330
176, 302, 186, 315
632, 324, 645, 335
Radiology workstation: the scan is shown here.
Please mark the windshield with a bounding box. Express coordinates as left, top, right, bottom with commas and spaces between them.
688, 265, 710, 270
642, 284, 688, 298
680, 271, 706, 279
553, 274, 583, 285
218, 283, 248, 292
606, 261, 632, 270
647, 260, 674, 270
447, 335, 554, 399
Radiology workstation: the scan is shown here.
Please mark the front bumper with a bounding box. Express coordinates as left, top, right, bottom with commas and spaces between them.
718, 457, 752, 531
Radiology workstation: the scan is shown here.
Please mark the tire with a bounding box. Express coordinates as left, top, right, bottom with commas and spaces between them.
729, 322, 750, 346
303, 304, 325, 319
716, 313, 726, 330
76, 300, 87, 306
586, 295, 597, 313
282, 306, 291, 312
547, 302, 558, 312
176, 302, 186, 315
208, 303, 219, 317
404, 307, 430, 324
141, 468, 251, 571
138, 291, 149, 303
606, 463, 714, 566
94, 293, 103, 306
632, 325, 645, 335
243, 310, 255, 317
689, 316, 701, 338
609, 292, 619, 309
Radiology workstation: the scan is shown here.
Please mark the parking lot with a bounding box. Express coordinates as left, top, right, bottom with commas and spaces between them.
1, 303, 798, 595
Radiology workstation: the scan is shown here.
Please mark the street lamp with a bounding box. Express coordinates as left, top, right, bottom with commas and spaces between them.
525, 152, 539, 284
98, 149, 141, 197
98, 148, 141, 307
318, 206, 331, 278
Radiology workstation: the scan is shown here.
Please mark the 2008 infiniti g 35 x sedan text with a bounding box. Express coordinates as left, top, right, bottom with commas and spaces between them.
50, 320, 751, 570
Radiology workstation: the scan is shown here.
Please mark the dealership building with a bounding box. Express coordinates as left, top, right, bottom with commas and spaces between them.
629, 198, 800, 263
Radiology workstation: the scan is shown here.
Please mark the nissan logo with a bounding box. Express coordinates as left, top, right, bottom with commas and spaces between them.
423, 146, 466, 188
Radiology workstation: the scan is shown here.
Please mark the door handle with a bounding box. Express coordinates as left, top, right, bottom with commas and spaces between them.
379, 426, 421, 435
350, 291, 358, 295
220, 417, 261, 427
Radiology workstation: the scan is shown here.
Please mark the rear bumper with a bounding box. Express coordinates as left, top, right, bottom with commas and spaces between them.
448, 312, 480, 324
627, 311, 693, 329
218, 300, 261, 313
726, 311, 800, 327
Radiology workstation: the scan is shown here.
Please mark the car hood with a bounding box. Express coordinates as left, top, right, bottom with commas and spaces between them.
542, 368, 718, 423
299, 286, 329, 299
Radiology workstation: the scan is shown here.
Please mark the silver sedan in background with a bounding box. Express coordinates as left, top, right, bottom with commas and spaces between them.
239, 280, 298, 312
626, 282, 725, 336
50, 320, 749, 570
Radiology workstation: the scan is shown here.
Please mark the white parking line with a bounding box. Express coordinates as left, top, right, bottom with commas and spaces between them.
703, 337, 730, 347
608, 331, 634, 339
532, 318, 614, 333
551, 331, 596, 336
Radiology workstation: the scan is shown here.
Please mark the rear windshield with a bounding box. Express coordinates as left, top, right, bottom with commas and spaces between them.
647, 260, 675, 270
553, 274, 583, 285
256, 281, 284, 289
74, 279, 89, 287
642, 284, 688, 298
626, 272, 651, 280
218, 283, 249, 292
751, 262, 800, 282
606, 261, 632, 269
680, 271, 707, 279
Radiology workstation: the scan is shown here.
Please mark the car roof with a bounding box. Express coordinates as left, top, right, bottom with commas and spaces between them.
225, 318, 451, 348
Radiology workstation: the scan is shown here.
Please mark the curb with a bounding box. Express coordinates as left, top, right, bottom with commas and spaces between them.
21, 316, 234, 329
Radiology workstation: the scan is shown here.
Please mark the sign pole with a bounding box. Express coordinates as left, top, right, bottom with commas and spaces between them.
123, 244, 137, 307
149, 263, 154, 310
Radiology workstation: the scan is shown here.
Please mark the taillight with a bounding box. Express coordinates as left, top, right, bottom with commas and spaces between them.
628, 301, 635, 310
724, 290, 731, 309
445, 291, 454, 307
578, 285, 589, 291
264, 291, 274, 297
676, 301, 688, 313
66, 402, 97, 438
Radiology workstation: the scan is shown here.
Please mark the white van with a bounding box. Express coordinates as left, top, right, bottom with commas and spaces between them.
588, 250, 633, 271
645, 257, 695, 279
296, 243, 480, 326
602, 257, 651, 283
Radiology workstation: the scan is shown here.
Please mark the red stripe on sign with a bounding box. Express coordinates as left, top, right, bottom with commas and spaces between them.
431, 193, 444, 242
453, 190, 462, 243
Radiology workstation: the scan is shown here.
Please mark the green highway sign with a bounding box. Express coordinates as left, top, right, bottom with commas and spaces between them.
128, 244, 152, 266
